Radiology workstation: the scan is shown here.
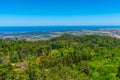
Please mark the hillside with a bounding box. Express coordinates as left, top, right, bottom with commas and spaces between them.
0, 34, 120, 80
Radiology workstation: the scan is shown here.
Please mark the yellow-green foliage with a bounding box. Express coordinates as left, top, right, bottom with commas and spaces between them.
0, 34, 120, 80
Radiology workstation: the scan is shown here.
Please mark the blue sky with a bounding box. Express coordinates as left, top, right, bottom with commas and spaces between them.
0, 0, 120, 26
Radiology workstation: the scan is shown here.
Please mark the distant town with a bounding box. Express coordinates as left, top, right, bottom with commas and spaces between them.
0, 28, 120, 41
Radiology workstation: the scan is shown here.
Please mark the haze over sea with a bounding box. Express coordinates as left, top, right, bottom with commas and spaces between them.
0, 26, 120, 33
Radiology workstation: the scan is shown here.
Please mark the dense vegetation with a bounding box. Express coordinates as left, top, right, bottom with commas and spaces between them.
0, 34, 120, 80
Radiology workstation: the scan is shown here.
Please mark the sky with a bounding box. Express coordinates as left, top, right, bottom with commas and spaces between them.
0, 0, 120, 26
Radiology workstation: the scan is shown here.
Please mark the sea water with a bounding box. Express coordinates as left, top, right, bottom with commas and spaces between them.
0, 26, 119, 33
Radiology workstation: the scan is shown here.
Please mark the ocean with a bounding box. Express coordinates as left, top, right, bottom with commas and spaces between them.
0, 26, 120, 33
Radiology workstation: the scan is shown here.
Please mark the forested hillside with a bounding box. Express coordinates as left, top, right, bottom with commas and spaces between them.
0, 34, 120, 80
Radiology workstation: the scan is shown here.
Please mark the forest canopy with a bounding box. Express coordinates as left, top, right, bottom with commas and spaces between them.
0, 34, 120, 80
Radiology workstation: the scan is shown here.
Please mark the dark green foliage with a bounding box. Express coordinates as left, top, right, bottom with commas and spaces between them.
0, 34, 120, 79
117, 65, 120, 78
